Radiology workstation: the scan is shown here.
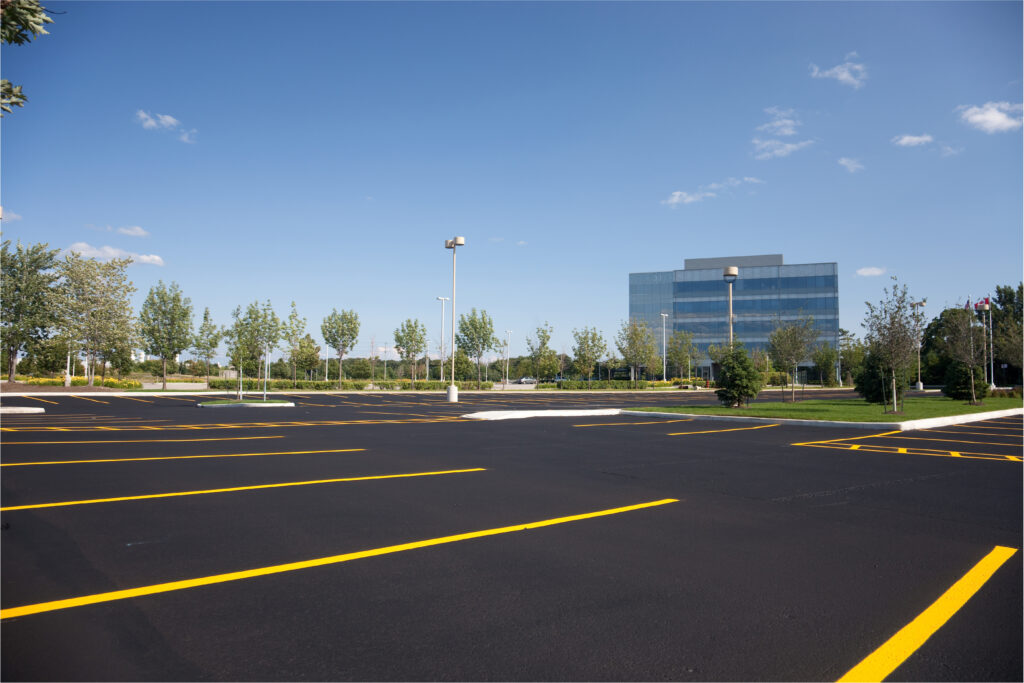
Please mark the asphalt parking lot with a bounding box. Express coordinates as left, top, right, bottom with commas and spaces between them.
1, 391, 1021, 681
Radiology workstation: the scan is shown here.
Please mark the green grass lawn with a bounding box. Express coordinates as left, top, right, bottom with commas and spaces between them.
633, 396, 1022, 422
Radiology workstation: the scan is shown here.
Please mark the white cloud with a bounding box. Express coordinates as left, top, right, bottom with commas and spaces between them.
838, 157, 864, 173
856, 266, 885, 277
956, 101, 1023, 134
757, 107, 801, 136
66, 242, 164, 266
891, 134, 933, 147
136, 109, 197, 142
743, 177, 765, 184
662, 177, 764, 207
1, 209, 22, 221
662, 190, 716, 206
810, 59, 868, 89
516, 240, 527, 247
117, 225, 149, 237
178, 128, 197, 144
939, 144, 963, 157
752, 138, 814, 160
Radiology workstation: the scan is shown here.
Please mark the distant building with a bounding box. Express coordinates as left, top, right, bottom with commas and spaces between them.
629, 254, 839, 375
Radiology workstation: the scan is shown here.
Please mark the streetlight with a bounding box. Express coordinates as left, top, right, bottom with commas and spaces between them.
980, 299, 995, 390
436, 296, 449, 382
910, 300, 926, 390
444, 236, 465, 402
505, 329, 512, 387
660, 313, 668, 380
723, 266, 738, 345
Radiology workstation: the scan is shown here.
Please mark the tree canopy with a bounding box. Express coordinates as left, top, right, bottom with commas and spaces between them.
139, 281, 194, 390
1, 239, 59, 380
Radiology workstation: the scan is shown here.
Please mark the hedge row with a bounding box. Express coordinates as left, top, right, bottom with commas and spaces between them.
20, 377, 143, 389
207, 379, 493, 391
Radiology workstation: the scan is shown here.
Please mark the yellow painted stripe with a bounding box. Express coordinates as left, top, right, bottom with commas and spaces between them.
837, 545, 1018, 683
1, 435, 285, 446
881, 435, 1022, 447
15, 396, 59, 405
897, 448, 907, 454
1, 447, 365, 468
0, 497, 677, 620
1007, 456, 1021, 462
69, 395, 109, 404
574, 419, 694, 427
792, 431, 901, 447
153, 395, 197, 402
0, 467, 482, 511
114, 395, 153, 403
667, 423, 779, 436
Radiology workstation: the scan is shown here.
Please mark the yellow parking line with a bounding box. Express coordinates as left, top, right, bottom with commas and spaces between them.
918, 428, 1023, 438
879, 435, 1022, 447
792, 431, 901, 447
0, 467, 483, 511
1, 446, 364, 467
668, 423, 779, 436
154, 395, 197, 402
0, 435, 286, 446
574, 419, 694, 427
69, 395, 109, 404
114, 395, 153, 403
837, 546, 1018, 682
0, 497, 678, 620
13, 396, 59, 405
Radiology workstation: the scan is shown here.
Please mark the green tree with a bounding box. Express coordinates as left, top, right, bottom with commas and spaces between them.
810, 343, 839, 387
571, 327, 607, 380
714, 343, 763, 407
863, 279, 917, 412
666, 329, 698, 380
1, 0, 53, 116
138, 281, 194, 391
321, 308, 360, 387
992, 283, 1023, 385
1, 239, 59, 380
615, 318, 657, 388
191, 307, 224, 389
526, 322, 559, 380
394, 318, 428, 384
942, 362, 989, 403
838, 328, 867, 386
294, 334, 320, 379
767, 316, 817, 402
941, 306, 987, 405
456, 308, 497, 388
282, 301, 306, 386
225, 301, 279, 385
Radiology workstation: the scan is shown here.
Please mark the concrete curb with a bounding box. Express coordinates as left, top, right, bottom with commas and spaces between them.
620, 407, 1024, 431
197, 402, 296, 408
0, 406, 46, 414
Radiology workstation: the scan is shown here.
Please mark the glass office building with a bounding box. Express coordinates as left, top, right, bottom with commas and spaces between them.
629, 255, 838, 371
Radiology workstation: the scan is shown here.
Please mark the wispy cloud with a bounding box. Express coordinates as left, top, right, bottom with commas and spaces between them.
66, 242, 164, 266
662, 177, 764, 207
136, 109, 197, 143
939, 144, 963, 157
891, 134, 933, 147
752, 138, 814, 160
956, 101, 1023, 134
838, 157, 864, 173
117, 225, 149, 237
856, 266, 885, 277
756, 107, 801, 136
810, 57, 868, 89
516, 241, 527, 247
1, 209, 22, 221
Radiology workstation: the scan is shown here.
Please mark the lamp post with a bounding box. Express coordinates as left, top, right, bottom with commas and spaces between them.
444, 236, 465, 402
980, 300, 995, 390
660, 313, 668, 380
910, 300, 926, 390
723, 266, 738, 345
505, 329, 512, 386
436, 296, 449, 382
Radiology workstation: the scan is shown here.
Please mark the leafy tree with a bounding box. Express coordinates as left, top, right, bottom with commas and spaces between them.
321, 308, 359, 387
571, 326, 606, 380
191, 307, 224, 388
940, 307, 987, 405
448, 349, 475, 381
810, 343, 839, 387
666, 329, 698, 380
768, 316, 817, 402
293, 334, 321, 379
225, 302, 280, 383
863, 279, 918, 412
838, 328, 867, 386
526, 322, 559, 380
1, 239, 59, 380
942, 362, 989, 403
603, 354, 619, 380
281, 301, 306, 386
1, 0, 53, 116
394, 318, 428, 384
854, 349, 910, 406
714, 343, 763, 407
615, 318, 657, 388
456, 308, 497, 388
992, 283, 1023, 384
138, 281, 194, 390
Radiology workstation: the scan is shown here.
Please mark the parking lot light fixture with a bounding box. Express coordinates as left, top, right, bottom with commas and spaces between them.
660, 313, 668, 380
444, 236, 465, 402
723, 266, 738, 345
436, 296, 449, 382
910, 300, 926, 390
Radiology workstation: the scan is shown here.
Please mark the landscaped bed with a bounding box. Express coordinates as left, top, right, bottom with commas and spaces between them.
633, 396, 1023, 422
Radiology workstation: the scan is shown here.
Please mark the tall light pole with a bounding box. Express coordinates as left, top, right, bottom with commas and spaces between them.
444, 236, 465, 402
660, 313, 668, 380
505, 329, 512, 386
723, 266, 738, 345
910, 300, 926, 390
981, 299, 995, 390
436, 296, 449, 382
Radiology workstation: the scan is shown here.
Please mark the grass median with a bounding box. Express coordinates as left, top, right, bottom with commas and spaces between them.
633, 396, 1022, 422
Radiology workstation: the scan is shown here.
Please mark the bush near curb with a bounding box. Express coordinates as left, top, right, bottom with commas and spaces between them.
207, 379, 492, 391
24, 377, 142, 389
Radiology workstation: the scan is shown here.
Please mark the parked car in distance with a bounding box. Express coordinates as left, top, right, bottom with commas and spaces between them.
515, 377, 537, 384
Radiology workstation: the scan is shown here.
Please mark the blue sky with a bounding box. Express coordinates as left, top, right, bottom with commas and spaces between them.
2, 0, 1021, 363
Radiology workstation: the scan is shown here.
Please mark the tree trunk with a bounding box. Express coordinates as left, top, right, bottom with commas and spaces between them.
7, 347, 16, 382
205, 358, 211, 390
968, 363, 977, 405
337, 349, 344, 389
162, 357, 168, 391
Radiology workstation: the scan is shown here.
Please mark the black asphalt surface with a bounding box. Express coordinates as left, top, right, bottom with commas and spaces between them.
1, 391, 1021, 681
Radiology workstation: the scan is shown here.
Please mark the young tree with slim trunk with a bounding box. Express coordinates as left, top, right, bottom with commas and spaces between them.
666, 329, 698, 381
616, 318, 658, 388
138, 281, 194, 391
456, 308, 497, 389
1, 240, 59, 381
282, 301, 306, 387
571, 327, 607, 380
321, 308, 359, 388
294, 334, 321, 380
191, 307, 224, 389
862, 279, 917, 413
714, 343, 763, 407
941, 306, 987, 405
767, 315, 817, 402
394, 318, 427, 385
811, 343, 839, 387
527, 322, 559, 380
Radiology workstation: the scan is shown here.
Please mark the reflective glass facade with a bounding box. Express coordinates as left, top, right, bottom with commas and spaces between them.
629, 257, 839, 364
